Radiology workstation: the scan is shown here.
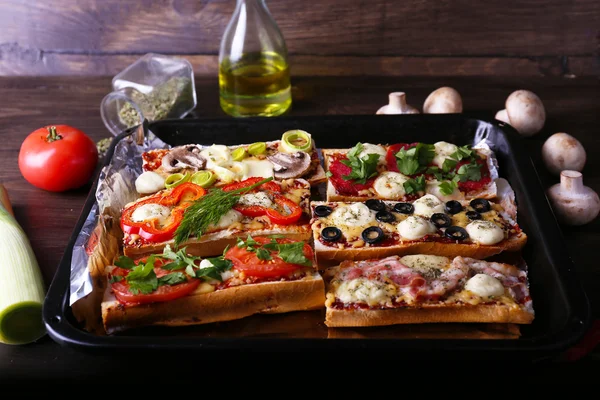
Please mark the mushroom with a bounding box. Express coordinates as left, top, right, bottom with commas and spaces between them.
161, 145, 206, 173
541, 132, 586, 175
423, 87, 463, 114
376, 92, 419, 115
498, 90, 546, 136
267, 151, 311, 179
494, 109, 510, 124
547, 170, 599, 226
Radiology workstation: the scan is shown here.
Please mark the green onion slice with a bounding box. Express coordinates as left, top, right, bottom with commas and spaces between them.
165, 173, 190, 189
190, 171, 217, 188
231, 147, 247, 161
247, 142, 267, 156
281, 130, 312, 153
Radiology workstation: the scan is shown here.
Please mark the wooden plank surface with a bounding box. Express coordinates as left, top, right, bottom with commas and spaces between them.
0, 0, 598, 76
0, 75, 598, 380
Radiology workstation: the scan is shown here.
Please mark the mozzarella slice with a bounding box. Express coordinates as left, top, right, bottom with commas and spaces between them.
208, 209, 243, 230
358, 143, 387, 165
212, 165, 237, 184
238, 192, 273, 208
432, 141, 459, 168
241, 159, 274, 180
135, 171, 166, 194
412, 194, 445, 218
373, 171, 409, 199
200, 145, 231, 169
464, 274, 505, 297
130, 204, 171, 225
335, 278, 397, 306
331, 203, 375, 227
465, 220, 504, 245
227, 161, 250, 179
397, 216, 436, 240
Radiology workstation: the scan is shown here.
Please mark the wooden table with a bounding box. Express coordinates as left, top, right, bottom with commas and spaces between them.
1, 75, 599, 383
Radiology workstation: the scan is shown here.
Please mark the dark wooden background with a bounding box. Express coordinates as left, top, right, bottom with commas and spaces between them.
0, 0, 598, 77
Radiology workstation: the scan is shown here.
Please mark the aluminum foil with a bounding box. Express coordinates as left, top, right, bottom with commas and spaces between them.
69, 125, 169, 306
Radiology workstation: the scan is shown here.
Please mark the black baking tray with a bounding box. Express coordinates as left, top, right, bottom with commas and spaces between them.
42, 114, 591, 362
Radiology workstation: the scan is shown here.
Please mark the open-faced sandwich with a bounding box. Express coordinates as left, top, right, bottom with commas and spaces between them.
102, 235, 325, 334
136, 130, 326, 195
323, 254, 534, 327
310, 194, 526, 266
120, 176, 312, 259
322, 141, 496, 202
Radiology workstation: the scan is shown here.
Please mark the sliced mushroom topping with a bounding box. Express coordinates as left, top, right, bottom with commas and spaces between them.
161, 145, 206, 173
267, 151, 312, 179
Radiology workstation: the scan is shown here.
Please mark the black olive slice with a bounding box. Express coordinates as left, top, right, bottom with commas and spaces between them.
321, 227, 342, 242
365, 199, 385, 212
362, 226, 385, 244
444, 226, 469, 241
394, 202, 414, 214
430, 213, 452, 228
445, 200, 463, 215
470, 198, 491, 213
314, 205, 333, 217
376, 211, 396, 223
466, 211, 482, 220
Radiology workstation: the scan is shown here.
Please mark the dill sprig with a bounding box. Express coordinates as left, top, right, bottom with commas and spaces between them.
173, 177, 274, 246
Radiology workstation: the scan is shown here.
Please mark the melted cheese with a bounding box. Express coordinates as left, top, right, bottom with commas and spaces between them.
412, 194, 445, 218
135, 171, 165, 194
400, 255, 450, 271
130, 204, 170, 224
335, 278, 397, 306
208, 209, 243, 230
466, 220, 504, 245
358, 143, 387, 165
397, 215, 436, 240
331, 203, 375, 227
238, 192, 273, 208
200, 145, 231, 169
464, 274, 505, 298
241, 159, 274, 180
373, 171, 409, 199
432, 141, 458, 168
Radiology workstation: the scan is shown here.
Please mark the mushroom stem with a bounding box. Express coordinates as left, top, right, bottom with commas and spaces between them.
388, 92, 408, 111
561, 170, 584, 194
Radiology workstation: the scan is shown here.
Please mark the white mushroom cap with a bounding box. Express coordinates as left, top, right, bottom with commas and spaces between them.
541, 132, 587, 175
495, 109, 510, 124
505, 90, 546, 136
423, 87, 463, 114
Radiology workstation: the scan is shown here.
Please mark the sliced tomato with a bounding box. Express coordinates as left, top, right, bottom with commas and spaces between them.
455, 158, 492, 192
225, 236, 313, 278
109, 258, 200, 306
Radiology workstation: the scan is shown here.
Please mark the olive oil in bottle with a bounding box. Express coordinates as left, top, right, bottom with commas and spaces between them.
218, 0, 291, 117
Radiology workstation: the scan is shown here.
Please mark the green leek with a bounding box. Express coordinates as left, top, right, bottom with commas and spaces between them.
0, 184, 46, 345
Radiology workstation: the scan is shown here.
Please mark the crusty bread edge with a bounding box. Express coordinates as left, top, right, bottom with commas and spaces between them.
102, 273, 326, 334
325, 303, 534, 327
312, 232, 528, 268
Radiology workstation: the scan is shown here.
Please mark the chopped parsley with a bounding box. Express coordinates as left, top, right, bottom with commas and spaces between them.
195, 255, 233, 281
160, 245, 202, 270
340, 142, 380, 184
237, 235, 312, 267
394, 143, 435, 175
403, 175, 426, 195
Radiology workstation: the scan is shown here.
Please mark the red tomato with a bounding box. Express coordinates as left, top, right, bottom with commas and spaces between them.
225, 236, 313, 278
110, 258, 201, 306
18, 125, 99, 192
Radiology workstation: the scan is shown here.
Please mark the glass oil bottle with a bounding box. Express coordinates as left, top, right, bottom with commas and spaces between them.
218, 0, 291, 117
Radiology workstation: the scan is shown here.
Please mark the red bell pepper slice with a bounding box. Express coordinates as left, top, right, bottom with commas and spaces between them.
120, 183, 205, 243
222, 177, 281, 193
265, 194, 303, 225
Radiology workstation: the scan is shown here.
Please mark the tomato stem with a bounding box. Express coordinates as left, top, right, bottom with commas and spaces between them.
45, 126, 63, 143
